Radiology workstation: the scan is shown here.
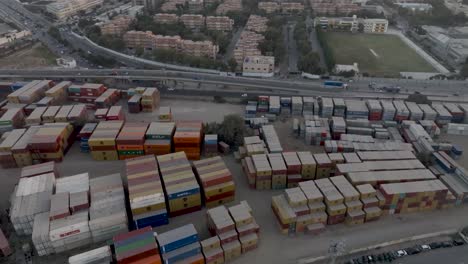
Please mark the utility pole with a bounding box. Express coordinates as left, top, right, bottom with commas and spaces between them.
328, 239, 346, 264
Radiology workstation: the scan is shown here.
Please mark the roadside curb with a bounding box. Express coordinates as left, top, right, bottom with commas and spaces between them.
297, 229, 458, 264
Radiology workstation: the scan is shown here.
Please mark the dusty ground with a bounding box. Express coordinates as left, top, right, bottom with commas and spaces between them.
0, 43, 57, 69
1, 106, 468, 264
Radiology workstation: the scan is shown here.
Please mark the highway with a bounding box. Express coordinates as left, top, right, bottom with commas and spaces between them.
400, 245, 468, 264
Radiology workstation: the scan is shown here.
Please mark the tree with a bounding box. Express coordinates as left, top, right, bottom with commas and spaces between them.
358, 23, 364, 33
48, 26, 62, 42
218, 114, 247, 147
460, 58, 468, 78
228, 58, 238, 72
135, 47, 144, 56
298, 52, 323, 74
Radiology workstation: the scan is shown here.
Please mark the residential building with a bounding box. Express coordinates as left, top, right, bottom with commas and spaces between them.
132, 0, 162, 10
160, 0, 185, 12
242, 55, 275, 77
421, 26, 468, 67
99, 16, 133, 36
258, 2, 279, 13
233, 30, 265, 64
245, 15, 269, 33
280, 2, 304, 13
154, 13, 179, 24
216, 0, 242, 14
206, 16, 234, 31
362, 18, 388, 33
180, 14, 205, 29
395, 3, 433, 12
309, 0, 360, 15
188, 0, 204, 12
46, 0, 104, 20
0, 30, 32, 50
123, 30, 219, 58
314, 16, 359, 32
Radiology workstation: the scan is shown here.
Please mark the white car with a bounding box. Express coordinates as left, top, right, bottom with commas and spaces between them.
420, 245, 431, 251
168, 87, 175, 91
241, 93, 248, 97
396, 250, 407, 257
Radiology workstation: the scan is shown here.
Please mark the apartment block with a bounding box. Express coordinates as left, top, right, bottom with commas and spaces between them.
258, 2, 279, 13
188, 0, 204, 12
180, 14, 206, 29
154, 13, 179, 24
233, 30, 265, 64
123, 31, 158, 50
160, 0, 185, 12
216, 0, 242, 14
123, 31, 218, 58
362, 18, 388, 33
46, 0, 104, 20
242, 55, 275, 77
100, 16, 133, 36
206, 16, 234, 31
309, 1, 361, 15
280, 2, 304, 13
245, 15, 269, 33
133, 0, 162, 10
314, 16, 359, 32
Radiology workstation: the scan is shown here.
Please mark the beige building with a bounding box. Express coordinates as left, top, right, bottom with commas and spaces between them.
314, 16, 359, 32
309, 0, 360, 15
100, 16, 133, 36
180, 14, 205, 29
216, 0, 242, 14
242, 55, 275, 77
0, 30, 32, 49
258, 2, 279, 13
160, 0, 185, 12
206, 16, 234, 31
132, 0, 162, 10
46, 0, 104, 20
280, 2, 304, 13
362, 18, 388, 33
233, 30, 265, 64
123, 30, 218, 58
188, 0, 204, 12
245, 15, 268, 33
154, 13, 179, 24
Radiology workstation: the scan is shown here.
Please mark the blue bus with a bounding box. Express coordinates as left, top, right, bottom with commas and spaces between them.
323, 81, 347, 88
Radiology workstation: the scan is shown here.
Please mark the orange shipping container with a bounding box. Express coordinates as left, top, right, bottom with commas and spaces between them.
173, 132, 201, 144
175, 147, 200, 154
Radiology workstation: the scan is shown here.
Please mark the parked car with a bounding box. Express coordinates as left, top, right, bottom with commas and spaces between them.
453, 239, 465, 246
396, 250, 408, 257
419, 244, 431, 251
442, 241, 454, 248
405, 247, 421, 255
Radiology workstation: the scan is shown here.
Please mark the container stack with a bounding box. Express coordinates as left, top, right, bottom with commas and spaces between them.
252, 154, 272, 190
332, 98, 346, 117
0, 129, 25, 168
366, 99, 382, 121
393, 100, 410, 122
11, 127, 39, 167
28, 123, 73, 163
159, 106, 173, 121
113, 227, 161, 264
380, 100, 396, 121
67, 104, 88, 126
405, 102, 423, 121
26, 106, 47, 126
297, 151, 316, 180
94, 89, 120, 109
204, 134, 218, 156
41, 106, 60, 123
158, 152, 202, 217
444, 103, 463, 123
68, 83, 107, 108
304, 117, 331, 145
330, 116, 346, 140
10, 172, 55, 236
292, 96, 303, 116
201, 236, 224, 264
0, 108, 25, 133
54, 105, 73, 123
330, 176, 364, 225
89, 173, 128, 243
206, 206, 240, 261
126, 155, 168, 228
245, 103, 257, 118
32, 212, 54, 256
267, 153, 287, 189
280, 97, 292, 116
7, 80, 41, 103
282, 152, 302, 188
88, 121, 124, 161
45, 81, 70, 105
271, 194, 297, 235
68, 246, 113, 264
318, 97, 333, 118
314, 153, 332, 179
94, 108, 109, 121
116, 122, 149, 160
8, 80, 53, 104
418, 104, 437, 120
432, 103, 453, 126
303, 97, 314, 116
345, 100, 369, 120
228, 202, 260, 254
78, 123, 97, 153
174, 121, 203, 160
141, 87, 161, 112
128, 94, 142, 113
193, 156, 236, 208
261, 124, 282, 153
106, 105, 125, 121
257, 95, 269, 112
158, 224, 202, 264
298, 181, 327, 235
379, 180, 449, 215
269, 96, 280, 114
315, 178, 346, 225
144, 122, 175, 156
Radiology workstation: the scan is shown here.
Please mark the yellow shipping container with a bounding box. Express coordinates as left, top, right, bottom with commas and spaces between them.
204, 181, 235, 197
131, 203, 167, 215
91, 151, 119, 161
326, 203, 347, 216
205, 196, 235, 208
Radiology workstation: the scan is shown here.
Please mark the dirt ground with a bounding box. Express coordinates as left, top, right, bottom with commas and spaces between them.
0, 43, 57, 69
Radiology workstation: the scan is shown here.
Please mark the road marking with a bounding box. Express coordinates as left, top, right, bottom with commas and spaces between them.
370, 48, 380, 58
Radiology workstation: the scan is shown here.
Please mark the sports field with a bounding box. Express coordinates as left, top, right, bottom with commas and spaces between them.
324, 32, 435, 76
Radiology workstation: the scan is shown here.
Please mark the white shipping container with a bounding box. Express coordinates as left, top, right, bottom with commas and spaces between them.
56, 173, 90, 194
68, 246, 112, 264
32, 212, 55, 256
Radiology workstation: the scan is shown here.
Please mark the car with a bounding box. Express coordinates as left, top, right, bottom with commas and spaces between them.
419, 244, 431, 251
167, 87, 175, 91
405, 247, 421, 255
453, 239, 465, 246
429, 242, 443, 249
241, 93, 248, 97
441, 241, 453, 248
395, 250, 407, 257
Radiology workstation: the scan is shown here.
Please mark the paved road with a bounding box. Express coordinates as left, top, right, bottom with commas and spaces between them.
400, 245, 468, 264
306, 16, 327, 73
288, 22, 299, 74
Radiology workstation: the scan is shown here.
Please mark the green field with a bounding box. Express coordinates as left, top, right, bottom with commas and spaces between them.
324, 32, 435, 77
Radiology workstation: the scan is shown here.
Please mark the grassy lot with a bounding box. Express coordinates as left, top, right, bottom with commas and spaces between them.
0, 43, 57, 69
324, 32, 435, 77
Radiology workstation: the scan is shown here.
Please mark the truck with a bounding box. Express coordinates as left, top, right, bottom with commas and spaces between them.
324, 80, 347, 89
301, 72, 321, 80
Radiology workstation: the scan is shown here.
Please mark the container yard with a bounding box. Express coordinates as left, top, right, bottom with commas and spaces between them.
2, 84, 468, 264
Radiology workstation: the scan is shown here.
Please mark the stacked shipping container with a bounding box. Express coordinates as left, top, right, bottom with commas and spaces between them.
174, 121, 203, 160
116, 122, 149, 159
88, 121, 124, 161
144, 122, 175, 156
